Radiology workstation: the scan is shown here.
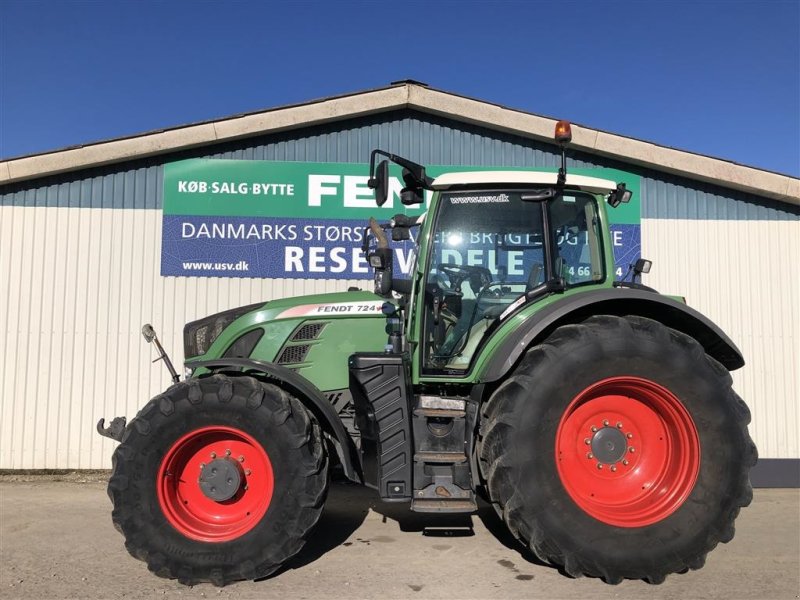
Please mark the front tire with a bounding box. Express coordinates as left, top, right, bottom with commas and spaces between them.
478, 315, 756, 583
108, 374, 328, 586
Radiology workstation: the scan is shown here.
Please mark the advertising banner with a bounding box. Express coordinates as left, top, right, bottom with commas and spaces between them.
162, 159, 640, 279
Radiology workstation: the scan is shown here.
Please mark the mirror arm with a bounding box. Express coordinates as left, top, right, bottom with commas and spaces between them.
367, 149, 434, 189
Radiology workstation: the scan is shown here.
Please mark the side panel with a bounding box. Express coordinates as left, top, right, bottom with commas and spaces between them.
273, 317, 388, 392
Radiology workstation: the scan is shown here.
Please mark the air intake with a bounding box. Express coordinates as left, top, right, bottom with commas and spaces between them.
291, 322, 326, 341
277, 344, 310, 365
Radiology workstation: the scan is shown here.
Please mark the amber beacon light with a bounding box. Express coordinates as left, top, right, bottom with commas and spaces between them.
555, 120, 572, 144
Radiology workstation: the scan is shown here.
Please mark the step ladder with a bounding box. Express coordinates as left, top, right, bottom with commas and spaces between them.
410, 397, 478, 513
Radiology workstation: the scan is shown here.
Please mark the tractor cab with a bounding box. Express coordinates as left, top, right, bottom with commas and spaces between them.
363, 122, 629, 379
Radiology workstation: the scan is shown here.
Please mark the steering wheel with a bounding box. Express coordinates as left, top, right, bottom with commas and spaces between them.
437, 263, 493, 294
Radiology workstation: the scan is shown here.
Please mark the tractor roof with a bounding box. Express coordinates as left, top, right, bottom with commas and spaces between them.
431, 171, 618, 194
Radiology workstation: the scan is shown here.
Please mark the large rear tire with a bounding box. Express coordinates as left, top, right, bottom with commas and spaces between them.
108, 374, 328, 586
478, 315, 756, 583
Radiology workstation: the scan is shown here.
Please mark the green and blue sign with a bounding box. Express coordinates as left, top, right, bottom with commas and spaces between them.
162, 159, 640, 279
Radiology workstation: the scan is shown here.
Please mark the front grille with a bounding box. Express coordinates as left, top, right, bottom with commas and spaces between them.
277, 344, 310, 365
183, 302, 265, 359
291, 322, 326, 341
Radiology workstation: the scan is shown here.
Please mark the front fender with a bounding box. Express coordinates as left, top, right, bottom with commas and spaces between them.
479, 288, 744, 383
189, 358, 361, 483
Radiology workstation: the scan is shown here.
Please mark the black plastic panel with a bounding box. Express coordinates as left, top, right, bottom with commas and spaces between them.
349, 353, 413, 501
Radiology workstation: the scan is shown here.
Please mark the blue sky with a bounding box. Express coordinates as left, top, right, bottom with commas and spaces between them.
1, 0, 798, 176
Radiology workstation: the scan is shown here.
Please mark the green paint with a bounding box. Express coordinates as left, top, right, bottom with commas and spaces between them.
186, 290, 388, 392
291, 318, 387, 391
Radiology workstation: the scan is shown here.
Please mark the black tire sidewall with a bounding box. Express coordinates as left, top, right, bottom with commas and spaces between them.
494, 318, 751, 576
111, 376, 326, 579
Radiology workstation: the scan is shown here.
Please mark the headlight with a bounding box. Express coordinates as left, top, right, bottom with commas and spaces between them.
183, 302, 265, 359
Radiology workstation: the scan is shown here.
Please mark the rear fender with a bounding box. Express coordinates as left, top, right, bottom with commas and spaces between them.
190, 358, 362, 483
479, 288, 744, 384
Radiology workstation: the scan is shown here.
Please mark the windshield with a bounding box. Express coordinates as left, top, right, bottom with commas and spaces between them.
422, 189, 604, 373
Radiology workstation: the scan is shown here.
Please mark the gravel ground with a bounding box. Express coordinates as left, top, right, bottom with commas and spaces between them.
0, 478, 798, 600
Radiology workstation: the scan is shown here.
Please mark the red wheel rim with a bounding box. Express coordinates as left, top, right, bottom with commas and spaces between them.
555, 377, 700, 527
157, 426, 274, 542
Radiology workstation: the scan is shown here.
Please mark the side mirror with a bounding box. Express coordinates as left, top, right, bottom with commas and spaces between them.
633, 258, 652, 275
368, 160, 389, 207
141, 324, 156, 343
632, 258, 652, 284
608, 183, 633, 208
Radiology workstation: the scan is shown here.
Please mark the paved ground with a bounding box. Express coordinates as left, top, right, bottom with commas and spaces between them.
0, 478, 798, 600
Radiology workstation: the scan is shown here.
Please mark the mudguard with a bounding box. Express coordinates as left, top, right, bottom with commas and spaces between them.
190, 358, 362, 483
479, 288, 745, 383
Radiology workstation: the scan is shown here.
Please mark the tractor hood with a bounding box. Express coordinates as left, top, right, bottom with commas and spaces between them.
184, 290, 388, 363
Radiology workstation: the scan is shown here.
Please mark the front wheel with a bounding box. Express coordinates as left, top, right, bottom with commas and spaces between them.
478, 315, 757, 584
108, 375, 328, 586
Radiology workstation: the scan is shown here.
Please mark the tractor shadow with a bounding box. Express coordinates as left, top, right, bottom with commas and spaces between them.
472, 496, 564, 574
366, 489, 561, 575
280, 480, 563, 578
282, 480, 371, 572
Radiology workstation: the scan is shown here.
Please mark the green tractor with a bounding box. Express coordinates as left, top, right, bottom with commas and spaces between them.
98, 122, 756, 586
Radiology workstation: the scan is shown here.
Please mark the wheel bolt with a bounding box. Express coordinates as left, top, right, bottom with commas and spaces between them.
627, 432, 633, 439
584, 438, 591, 445
587, 452, 593, 459
623, 459, 629, 466
200, 462, 205, 469
591, 426, 598, 432
629, 447, 636, 453
210, 452, 216, 459
245, 469, 251, 476
616, 422, 623, 429
611, 465, 617, 472
596, 463, 603, 469
225, 449, 231, 457
603, 420, 609, 426
238, 455, 245, 462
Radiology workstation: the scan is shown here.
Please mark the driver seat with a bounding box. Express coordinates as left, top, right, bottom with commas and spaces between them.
526, 263, 544, 291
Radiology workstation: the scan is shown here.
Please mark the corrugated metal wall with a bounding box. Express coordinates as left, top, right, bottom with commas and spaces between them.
1, 109, 798, 468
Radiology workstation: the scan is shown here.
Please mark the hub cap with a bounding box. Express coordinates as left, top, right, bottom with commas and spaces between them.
198, 458, 243, 502
590, 426, 627, 464
157, 426, 274, 542
555, 377, 700, 527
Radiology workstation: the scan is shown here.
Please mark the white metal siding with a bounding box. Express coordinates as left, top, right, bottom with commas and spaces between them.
0, 205, 369, 468
641, 217, 800, 459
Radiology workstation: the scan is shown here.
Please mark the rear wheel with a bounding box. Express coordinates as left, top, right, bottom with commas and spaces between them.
109, 374, 328, 586
479, 315, 756, 583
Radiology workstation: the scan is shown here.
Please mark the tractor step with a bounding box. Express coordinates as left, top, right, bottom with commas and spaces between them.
414, 451, 467, 463
411, 499, 478, 513
413, 408, 465, 418
418, 395, 466, 410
